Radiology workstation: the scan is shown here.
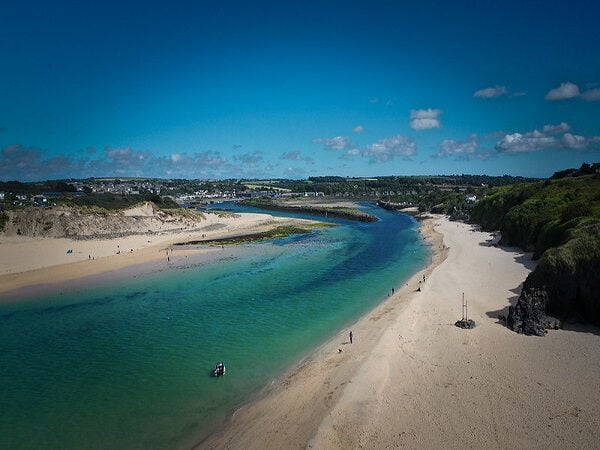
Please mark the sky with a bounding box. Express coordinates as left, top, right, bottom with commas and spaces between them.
1, 0, 599, 181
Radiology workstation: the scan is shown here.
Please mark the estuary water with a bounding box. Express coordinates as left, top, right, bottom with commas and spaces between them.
0, 203, 429, 449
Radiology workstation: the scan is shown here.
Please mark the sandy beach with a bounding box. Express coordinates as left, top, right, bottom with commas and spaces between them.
0, 211, 315, 297
199, 216, 600, 449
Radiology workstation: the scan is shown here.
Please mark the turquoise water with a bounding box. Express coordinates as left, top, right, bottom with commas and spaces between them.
0, 203, 429, 449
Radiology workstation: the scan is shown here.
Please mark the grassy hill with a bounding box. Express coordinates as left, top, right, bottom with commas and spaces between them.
472, 174, 600, 257
471, 167, 600, 334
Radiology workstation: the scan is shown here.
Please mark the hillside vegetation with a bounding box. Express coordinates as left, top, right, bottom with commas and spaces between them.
63, 192, 179, 210
471, 168, 600, 334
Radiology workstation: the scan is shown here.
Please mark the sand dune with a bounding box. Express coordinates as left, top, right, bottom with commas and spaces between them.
1, 202, 208, 239
199, 217, 600, 449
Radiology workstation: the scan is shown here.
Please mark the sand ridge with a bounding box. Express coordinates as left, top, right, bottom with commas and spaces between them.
0, 211, 315, 297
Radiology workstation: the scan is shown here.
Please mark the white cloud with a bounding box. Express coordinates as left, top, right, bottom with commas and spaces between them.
106, 147, 147, 163
542, 83, 600, 101
314, 135, 354, 151
545, 82, 580, 100
233, 151, 263, 168
316, 133, 417, 162
542, 122, 570, 134
437, 135, 493, 160
170, 153, 183, 162
581, 88, 600, 101
409, 109, 442, 130
495, 131, 556, 153
353, 125, 364, 134
439, 135, 478, 156
363, 135, 415, 162
561, 133, 588, 150
495, 123, 600, 153
194, 151, 227, 167
474, 85, 508, 98
280, 151, 302, 161
342, 148, 361, 158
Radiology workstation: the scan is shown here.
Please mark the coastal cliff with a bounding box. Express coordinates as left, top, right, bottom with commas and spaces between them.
471, 167, 600, 334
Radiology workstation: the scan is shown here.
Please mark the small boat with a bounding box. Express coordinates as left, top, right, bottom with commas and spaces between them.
213, 362, 226, 377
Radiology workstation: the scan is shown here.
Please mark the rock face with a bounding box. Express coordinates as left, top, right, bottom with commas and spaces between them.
511, 222, 600, 334
507, 288, 561, 336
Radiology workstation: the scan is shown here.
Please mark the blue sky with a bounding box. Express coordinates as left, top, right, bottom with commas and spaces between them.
1, 0, 599, 181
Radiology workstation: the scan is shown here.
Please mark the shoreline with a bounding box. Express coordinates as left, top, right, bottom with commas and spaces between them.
196, 215, 600, 449
194, 215, 446, 448
0, 213, 317, 300
238, 199, 379, 222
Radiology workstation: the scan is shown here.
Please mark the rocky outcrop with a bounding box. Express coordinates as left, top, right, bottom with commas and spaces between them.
524, 226, 600, 324
506, 289, 560, 336
507, 221, 600, 335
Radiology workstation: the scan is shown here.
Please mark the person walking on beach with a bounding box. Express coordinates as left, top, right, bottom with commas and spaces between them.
349, 331, 353, 344
392, 287, 395, 295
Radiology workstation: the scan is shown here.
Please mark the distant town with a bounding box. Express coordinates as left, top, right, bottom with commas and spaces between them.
0, 174, 538, 215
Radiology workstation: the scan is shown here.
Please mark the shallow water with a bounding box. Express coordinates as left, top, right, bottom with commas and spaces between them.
0, 203, 429, 449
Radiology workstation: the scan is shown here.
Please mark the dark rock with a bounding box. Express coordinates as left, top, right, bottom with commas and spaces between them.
506, 288, 561, 336
454, 319, 475, 329
543, 316, 562, 330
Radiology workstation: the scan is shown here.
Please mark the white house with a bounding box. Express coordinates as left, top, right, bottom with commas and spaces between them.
33, 195, 48, 206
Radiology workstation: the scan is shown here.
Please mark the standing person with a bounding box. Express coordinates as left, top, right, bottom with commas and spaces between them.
392, 287, 395, 295
349, 331, 353, 344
